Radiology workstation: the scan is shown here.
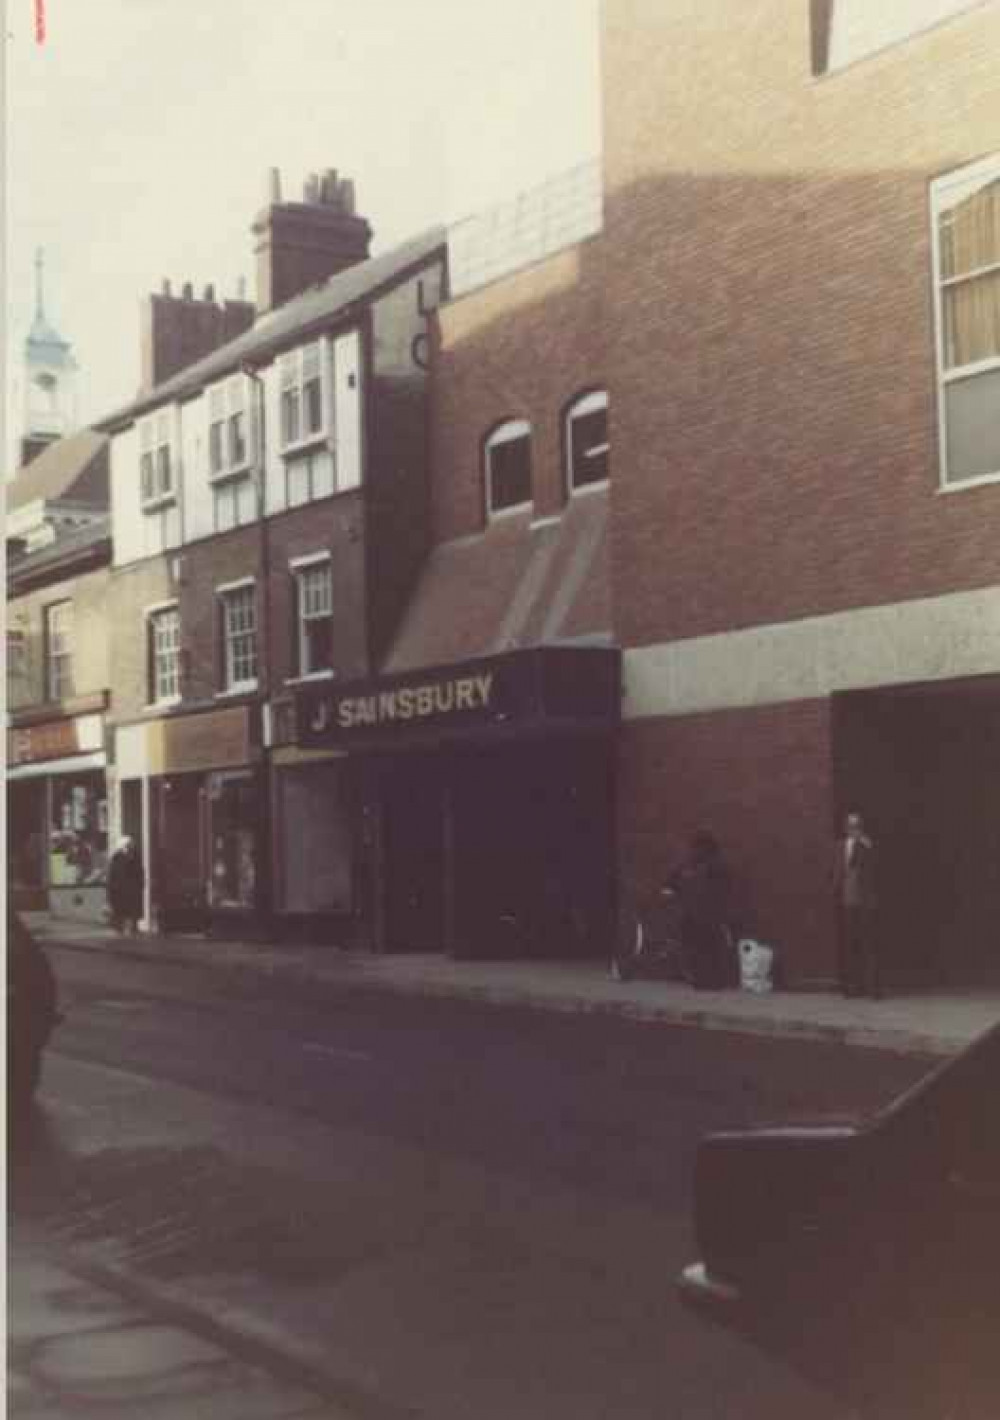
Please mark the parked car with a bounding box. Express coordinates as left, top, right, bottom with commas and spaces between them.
678, 1023, 1000, 1419
7, 910, 61, 1116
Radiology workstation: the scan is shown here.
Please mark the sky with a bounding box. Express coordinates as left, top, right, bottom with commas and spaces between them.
4, 0, 601, 457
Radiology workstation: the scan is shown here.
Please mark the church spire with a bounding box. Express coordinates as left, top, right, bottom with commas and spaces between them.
35, 247, 46, 323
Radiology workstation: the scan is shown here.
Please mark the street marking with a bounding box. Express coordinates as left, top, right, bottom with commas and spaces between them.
301, 1044, 373, 1063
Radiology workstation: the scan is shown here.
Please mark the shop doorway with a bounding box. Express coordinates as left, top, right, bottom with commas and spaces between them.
451, 737, 616, 959
381, 759, 446, 952
833, 676, 1000, 986
151, 774, 207, 932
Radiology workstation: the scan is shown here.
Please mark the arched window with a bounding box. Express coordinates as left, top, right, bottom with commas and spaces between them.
565, 389, 609, 494
484, 418, 533, 516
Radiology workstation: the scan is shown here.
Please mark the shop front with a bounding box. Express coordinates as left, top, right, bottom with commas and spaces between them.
115, 704, 265, 936
7, 713, 109, 919
295, 647, 621, 958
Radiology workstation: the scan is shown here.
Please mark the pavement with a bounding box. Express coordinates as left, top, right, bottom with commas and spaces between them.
8, 1226, 346, 1418
27, 912, 1000, 1057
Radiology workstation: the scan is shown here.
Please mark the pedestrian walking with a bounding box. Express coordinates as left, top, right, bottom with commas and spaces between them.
834, 810, 881, 998
107, 837, 144, 935
669, 830, 736, 989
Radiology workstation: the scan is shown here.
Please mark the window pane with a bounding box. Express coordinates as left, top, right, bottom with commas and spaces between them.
943, 269, 1000, 369
304, 377, 323, 434
223, 588, 257, 687
214, 483, 237, 532
944, 367, 1000, 484
303, 616, 333, 674
489, 434, 532, 511
312, 450, 335, 499
939, 178, 1000, 281
570, 406, 610, 489
229, 411, 247, 466
287, 457, 311, 507
209, 422, 224, 474
156, 445, 171, 495
140, 452, 155, 501
151, 607, 180, 700
282, 389, 300, 445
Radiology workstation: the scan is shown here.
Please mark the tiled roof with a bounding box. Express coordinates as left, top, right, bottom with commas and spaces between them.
6, 429, 109, 511
97, 225, 448, 430
383, 489, 612, 674
7, 516, 111, 588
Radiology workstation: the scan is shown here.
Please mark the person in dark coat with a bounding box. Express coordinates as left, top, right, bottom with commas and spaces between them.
669, 830, 735, 989
107, 837, 144, 934
834, 810, 881, 998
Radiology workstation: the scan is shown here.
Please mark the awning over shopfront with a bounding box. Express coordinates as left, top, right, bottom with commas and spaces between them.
295, 646, 621, 752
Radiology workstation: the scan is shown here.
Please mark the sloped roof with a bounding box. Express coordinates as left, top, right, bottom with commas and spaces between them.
6, 429, 109, 511
97, 225, 448, 431
7, 515, 111, 591
383, 489, 612, 674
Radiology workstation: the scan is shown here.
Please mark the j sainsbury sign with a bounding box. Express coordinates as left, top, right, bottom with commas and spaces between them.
295, 648, 621, 750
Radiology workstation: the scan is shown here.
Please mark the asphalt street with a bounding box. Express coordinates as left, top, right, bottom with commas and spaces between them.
11, 946, 935, 1420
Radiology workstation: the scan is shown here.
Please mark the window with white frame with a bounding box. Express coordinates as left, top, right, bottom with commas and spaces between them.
45, 601, 74, 701
139, 409, 175, 506
293, 560, 333, 677
148, 605, 181, 704
485, 419, 532, 515
220, 585, 258, 691
931, 154, 1000, 488
286, 450, 335, 508
817, 0, 988, 74
7, 629, 28, 695
565, 390, 610, 493
208, 376, 250, 478
279, 341, 325, 450
214, 476, 257, 533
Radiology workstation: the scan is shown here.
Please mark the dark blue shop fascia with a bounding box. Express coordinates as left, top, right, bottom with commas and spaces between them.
295, 646, 621, 752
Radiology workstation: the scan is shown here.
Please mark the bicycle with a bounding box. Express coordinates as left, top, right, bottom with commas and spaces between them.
609, 887, 693, 983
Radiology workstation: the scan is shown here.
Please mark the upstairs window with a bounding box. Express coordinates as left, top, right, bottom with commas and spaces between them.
293, 559, 333, 677
279, 341, 325, 451
815, 0, 988, 74
485, 419, 532, 516
208, 377, 250, 479
932, 154, 1000, 488
148, 605, 181, 705
45, 601, 74, 702
220, 584, 258, 692
7, 629, 28, 698
139, 410, 175, 508
565, 389, 610, 493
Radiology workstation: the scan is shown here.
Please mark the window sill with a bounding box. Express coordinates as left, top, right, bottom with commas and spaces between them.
937, 471, 1000, 494
146, 695, 182, 712
216, 682, 259, 699
280, 431, 328, 459
284, 670, 336, 687
209, 463, 254, 485
141, 493, 177, 513
488, 501, 534, 522
569, 477, 610, 498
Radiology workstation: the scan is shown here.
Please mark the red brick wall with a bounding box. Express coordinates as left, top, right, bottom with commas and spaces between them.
602, 0, 1000, 649
618, 700, 837, 981
108, 495, 369, 723
430, 240, 606, 543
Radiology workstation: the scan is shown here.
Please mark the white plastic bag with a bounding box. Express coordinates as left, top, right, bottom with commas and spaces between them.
738, 937, 775, 994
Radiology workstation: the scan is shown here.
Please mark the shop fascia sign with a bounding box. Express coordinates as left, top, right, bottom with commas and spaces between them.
8, 712, 103, 766
305, 668, 498, 739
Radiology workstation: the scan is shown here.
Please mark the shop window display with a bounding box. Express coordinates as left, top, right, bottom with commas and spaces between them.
208, 772, 257, 909
48, 772, 108, 886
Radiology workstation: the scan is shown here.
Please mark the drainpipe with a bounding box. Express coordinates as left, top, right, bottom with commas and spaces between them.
242, 362, 275, 938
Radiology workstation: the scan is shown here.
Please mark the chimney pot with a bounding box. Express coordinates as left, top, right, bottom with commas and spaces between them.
182, 281, 193, 299
340, 178, 356, 215
268, 167, 282, 204
162, 278, 172, 296
321, 168, 339, 203
237, 275, 247, 300
203, 283, 214, 301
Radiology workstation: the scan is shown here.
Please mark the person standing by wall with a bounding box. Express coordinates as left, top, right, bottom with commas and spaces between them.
834, 811, 881, 998
107, 837, 144, 935
669, 830, 736, 990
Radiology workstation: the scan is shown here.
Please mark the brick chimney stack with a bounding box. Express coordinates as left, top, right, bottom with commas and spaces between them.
140, 280, 256, 390
252, 166, 373, 314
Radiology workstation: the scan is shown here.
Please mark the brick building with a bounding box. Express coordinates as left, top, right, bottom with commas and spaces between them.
99, 167, 447, 936
7, 433, 113, 919
602, 0, 1000, 983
